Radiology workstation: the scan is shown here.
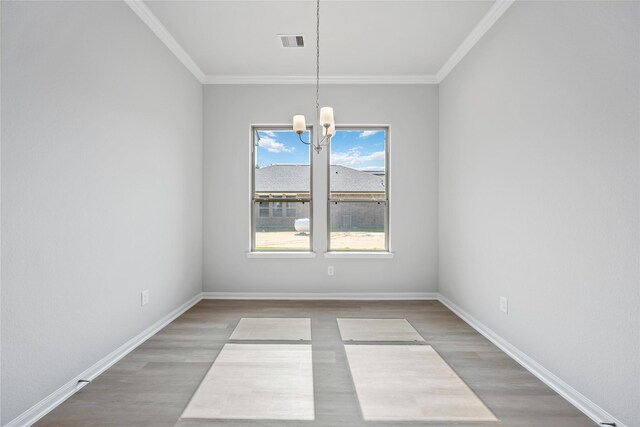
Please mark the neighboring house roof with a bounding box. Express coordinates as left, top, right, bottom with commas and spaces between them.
255, 165, 385, 193
329, 165, 386, 193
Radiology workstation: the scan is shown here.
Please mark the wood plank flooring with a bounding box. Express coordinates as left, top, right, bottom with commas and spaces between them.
344, 345, 497, 422
182, 344, 314, 420
337, 318, 425, 342
37, 300, 595, 427
229, 317, 311, 341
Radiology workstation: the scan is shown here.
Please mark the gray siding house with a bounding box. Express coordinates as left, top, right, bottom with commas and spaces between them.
255, 165, 385, 231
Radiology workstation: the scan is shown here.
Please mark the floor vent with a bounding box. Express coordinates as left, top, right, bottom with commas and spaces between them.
280, 34, 304, 48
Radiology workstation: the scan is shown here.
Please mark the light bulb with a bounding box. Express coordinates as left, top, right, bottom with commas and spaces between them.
320, 107, 334, 127
293, 115, 306, 134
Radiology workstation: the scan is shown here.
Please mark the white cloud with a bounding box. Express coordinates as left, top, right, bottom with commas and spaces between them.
331, 148, 385, 168
359, 130, 380, 138
263, 131, 276, 137
258, 137, 294, 153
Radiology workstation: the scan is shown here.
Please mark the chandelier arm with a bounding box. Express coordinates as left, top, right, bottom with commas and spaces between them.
320, 135, 330, 146
298, 133, 311, 145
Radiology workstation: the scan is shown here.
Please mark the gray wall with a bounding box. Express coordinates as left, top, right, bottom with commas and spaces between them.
204, 85, 438, 294
1, 1, 203, 423
438, 2, 639, 426
3, 1, 637, 425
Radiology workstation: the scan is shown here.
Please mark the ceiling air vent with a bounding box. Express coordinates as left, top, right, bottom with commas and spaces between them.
280, 34, 304, 48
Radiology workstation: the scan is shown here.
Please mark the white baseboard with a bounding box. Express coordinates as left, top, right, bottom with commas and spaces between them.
201, 291, 439, 300
4, 293, 203, 427
6, 292, 624, 427
437, 295, 625, 427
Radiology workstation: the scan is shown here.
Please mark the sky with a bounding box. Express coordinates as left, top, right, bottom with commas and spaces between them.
256, 129, 386, 171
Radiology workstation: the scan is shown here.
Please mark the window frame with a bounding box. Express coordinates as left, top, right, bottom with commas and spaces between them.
251, 125, 314, 252
327, 125, 390, 252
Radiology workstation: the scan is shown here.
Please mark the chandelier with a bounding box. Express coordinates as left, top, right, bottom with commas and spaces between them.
292, 0, 335, 154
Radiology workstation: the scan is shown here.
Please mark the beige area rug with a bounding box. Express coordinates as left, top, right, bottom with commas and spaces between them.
344, 345, 498, 422
182, 344, 314, 420
230, 317, 311, 341
337, 318, 425, 342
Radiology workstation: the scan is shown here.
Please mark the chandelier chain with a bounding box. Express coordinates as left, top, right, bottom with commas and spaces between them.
315, 0, 320, 124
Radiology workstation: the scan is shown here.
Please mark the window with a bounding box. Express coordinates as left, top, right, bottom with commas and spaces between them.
272, 202, 283, 217
252, 127, 312, 251
285, 202, 297, 218
328, 128, 388, 251
259, 202, 269, 217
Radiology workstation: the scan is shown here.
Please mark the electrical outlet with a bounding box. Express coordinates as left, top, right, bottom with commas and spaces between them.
328, 266, 334, 276
500, 296, 508, 314
141, 290, 150, 306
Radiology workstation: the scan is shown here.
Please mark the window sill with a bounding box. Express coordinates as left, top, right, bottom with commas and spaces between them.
324, 251, 394, 259
246, 251, 316, 259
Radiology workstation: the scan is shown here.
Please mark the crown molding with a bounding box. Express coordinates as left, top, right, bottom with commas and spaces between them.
125, 0, 205, 83
202, 75, 438, 85
436, 0, 515, 83
125, 0, 512, 85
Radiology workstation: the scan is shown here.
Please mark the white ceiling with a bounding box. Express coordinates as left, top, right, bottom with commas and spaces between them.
143, 0, 497, 81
